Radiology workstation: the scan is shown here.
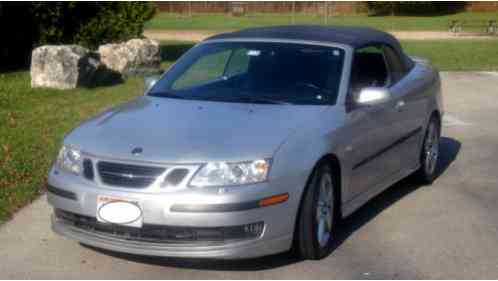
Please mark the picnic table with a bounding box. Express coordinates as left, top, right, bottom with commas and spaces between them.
449, 20, 498, 35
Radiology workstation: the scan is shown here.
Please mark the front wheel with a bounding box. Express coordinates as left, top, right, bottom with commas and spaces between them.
415, 116, 441, 184
295, 163, 337, 260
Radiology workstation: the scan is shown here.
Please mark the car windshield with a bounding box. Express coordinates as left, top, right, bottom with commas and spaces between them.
148, 42, 345, 105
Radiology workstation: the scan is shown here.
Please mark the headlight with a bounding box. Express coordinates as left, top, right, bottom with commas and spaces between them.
56, 145, 82, 175
189, 159, 271, 187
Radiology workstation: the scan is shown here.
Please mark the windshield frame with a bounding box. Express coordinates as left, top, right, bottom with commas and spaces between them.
148, 38, 352, 106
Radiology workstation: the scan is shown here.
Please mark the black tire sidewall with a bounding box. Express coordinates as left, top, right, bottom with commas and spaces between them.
298, 163, 336, 259
420, 116, 441, 183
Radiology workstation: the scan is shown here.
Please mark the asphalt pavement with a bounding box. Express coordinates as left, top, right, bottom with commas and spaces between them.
1, 72, 498, 279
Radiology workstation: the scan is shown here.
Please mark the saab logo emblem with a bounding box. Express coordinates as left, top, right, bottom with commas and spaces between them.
131, 147, 143, 156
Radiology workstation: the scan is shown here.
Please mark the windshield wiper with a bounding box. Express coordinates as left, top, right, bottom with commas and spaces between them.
148, 91, 186, 99
149, 92, 291, 105
203, 95, 291, 105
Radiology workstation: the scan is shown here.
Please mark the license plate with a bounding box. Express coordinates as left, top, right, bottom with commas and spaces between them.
97, 195, 143, 228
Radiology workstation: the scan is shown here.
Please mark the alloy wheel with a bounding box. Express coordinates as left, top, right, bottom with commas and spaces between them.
424, 122, 440, 175
316, 173, 334, 248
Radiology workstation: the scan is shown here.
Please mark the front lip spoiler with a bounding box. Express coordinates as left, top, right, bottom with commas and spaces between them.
170, 193, 289, 213
52, 215, 292, 259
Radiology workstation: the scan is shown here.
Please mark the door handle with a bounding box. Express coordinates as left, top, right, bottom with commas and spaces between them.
395, 100, 405, 111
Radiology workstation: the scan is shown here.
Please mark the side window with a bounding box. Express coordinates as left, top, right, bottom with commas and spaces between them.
224, 48, 250, 77
382, 45, 406, 85
349, 45, 389, 96
173, 49, 231, 90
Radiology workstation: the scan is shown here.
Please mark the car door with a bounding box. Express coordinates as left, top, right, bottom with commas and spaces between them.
381, 45, 424, 172
343, 46, 405, 200
344, 46, 395, 200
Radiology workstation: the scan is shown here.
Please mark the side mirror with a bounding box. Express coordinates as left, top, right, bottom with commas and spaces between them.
355, 87, 390, 106
144, 75, 161, 93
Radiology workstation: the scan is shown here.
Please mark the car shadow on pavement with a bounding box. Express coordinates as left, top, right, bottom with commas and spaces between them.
329, 136, 460, 252
83, 137, 460, 271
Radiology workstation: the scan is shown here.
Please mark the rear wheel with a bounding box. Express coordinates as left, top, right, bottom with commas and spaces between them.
295, 163, 337, 260
415, 115, 440, 184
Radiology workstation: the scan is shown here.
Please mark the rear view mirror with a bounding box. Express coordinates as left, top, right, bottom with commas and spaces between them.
144, 75, 161, 93
356, 87, 390, 106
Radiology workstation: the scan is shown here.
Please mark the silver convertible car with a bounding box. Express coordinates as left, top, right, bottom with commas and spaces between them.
48, 26, 443, 260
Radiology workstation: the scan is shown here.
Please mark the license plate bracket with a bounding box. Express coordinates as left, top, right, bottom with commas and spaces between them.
96, 195, 143, 228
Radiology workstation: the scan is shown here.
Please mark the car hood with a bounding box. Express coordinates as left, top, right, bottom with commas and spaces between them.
65, 96, 328, 163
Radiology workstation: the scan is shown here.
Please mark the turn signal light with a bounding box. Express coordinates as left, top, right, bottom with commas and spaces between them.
258, 193, 289, 207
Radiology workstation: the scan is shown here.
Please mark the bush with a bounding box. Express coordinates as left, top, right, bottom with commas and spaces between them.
0, 2, 156, 71
75, 3, 156, 49
366, 2, 466, 16
32, 2, 156, 49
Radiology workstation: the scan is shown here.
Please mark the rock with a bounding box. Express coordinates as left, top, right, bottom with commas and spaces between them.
30, 45, 100, 89
98, 38, 160, 76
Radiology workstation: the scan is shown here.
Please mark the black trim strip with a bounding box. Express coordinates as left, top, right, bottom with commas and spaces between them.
353, 127, 422, 170
47, 184, 77, 200
171, 193, 289, 213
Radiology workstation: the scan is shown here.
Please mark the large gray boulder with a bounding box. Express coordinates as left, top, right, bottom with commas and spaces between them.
98, 38, 161, 76
30, 45, 100, 89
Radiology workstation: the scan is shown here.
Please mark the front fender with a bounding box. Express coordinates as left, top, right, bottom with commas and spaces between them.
269, 106, 348, 223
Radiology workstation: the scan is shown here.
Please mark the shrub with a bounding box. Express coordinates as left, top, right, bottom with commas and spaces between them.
32, 2, 156, 49
75, 3, 156, 49
366, 2, 466, 16
0, 2, 157, 71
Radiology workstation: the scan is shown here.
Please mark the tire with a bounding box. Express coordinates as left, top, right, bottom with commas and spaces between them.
414, 115, 441, 184
295, 162, 337, 260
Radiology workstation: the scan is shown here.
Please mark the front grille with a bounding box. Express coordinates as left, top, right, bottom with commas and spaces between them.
97, 161, 165, 188
162, 168, 189, 187
55, 209, 263, 244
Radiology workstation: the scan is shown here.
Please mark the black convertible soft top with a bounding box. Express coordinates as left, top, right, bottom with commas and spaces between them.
205, 25, 413, 68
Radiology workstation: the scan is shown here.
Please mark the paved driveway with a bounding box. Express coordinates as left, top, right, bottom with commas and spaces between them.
1, 72, 498, 279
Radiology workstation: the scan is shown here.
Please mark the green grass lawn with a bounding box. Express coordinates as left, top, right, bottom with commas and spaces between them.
0, 43, 179, 223
0, 39, 497, 223
0, 74, 144, 222
146, 11, 498, 31
401, 39, 498, 71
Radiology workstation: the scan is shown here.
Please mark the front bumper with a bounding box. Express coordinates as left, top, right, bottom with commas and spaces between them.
47, 166, 298, 259
51, 215, 291, 259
